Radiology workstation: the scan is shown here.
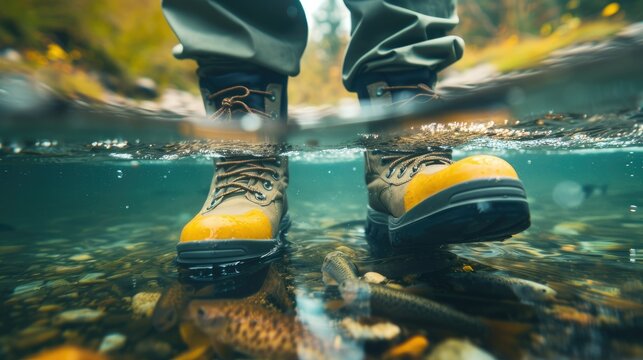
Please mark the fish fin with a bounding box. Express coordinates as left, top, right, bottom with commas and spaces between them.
180, 321, 211, 349
172, 345, 212, 360
485, 319, 531, 359
210, 340, 234, 360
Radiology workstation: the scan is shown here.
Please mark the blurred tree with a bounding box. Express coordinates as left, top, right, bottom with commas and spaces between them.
314, 0, 344, 65
289, 0, 352, 105
1, 0, 640, 103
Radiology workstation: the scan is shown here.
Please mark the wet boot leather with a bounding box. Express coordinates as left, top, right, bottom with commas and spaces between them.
177, 71, 290, 267
357, 70, 530, 254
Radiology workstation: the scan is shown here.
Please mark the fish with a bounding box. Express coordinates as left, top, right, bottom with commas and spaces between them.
339, 279, 487, 336
445, 272, 557, 301
152, 282, 196, 332
321, 251, 359, 285
355, 250, 458, 278
188, 299, 326, 360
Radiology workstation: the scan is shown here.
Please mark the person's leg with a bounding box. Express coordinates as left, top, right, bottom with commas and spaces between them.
343, 1, 531, 253
161, 0, 307, 267
163, 0, 307, 78
162, 0, 308, 118
342, 0, 463, 102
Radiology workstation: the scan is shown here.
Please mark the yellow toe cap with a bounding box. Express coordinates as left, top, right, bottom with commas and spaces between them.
404, 155, 519, 211
180, 209, 273, 242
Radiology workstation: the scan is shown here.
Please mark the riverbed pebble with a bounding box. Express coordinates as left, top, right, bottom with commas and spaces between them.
98, 333, 126, 353
54, 308, 104, 324
425, 338, 495, 360
132, 292, 161, 317
14, 328, 59, 349
38, 304, 63, 312
79, 273, 106, 284
341, 318, 400, 341
363, 272, 388, 284
13, 281, 44, 295
69, 254, 93, 261
52, 265, 85, 274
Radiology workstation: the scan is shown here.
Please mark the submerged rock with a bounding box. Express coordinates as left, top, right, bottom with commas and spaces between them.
132, 292, 161, 317
426, 339, 496, 360
13, 281, 45, 295
38, 304, 63, 313
52, 265, 85, 274
363, 272, 387, 284
78, 273, 106, 284
341, 318, 400, 341
14, 328, 60, 349
0, 245, 23, 254
98, 333, 126, 353
45, 279, 72, 289
69, 254, 93, 261
54, 308, 104, 324
552, 222, 587, 236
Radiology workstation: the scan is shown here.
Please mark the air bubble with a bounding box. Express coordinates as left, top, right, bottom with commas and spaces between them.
116, 170, 123, 179
630, 205, 637, 213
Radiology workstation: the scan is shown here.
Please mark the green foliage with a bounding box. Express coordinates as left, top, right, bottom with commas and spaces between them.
0, 0, 637, 104
0, 0, 197, 96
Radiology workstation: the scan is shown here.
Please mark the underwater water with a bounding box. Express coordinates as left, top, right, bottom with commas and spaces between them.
0, 129, 642, 359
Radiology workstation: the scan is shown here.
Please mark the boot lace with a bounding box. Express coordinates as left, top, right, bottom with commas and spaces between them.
208, 157, 280, 210
380, 83, 439, 107
207, 85, 275, 121
381, 151, 452, 179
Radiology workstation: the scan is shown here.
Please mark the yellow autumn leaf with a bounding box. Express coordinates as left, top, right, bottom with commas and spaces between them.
601, 3, 620, 17
46, 44, 68, 61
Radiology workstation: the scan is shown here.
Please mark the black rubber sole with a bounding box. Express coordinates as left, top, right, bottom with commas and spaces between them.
366, 179, 530, 254
176, 214, 290, 267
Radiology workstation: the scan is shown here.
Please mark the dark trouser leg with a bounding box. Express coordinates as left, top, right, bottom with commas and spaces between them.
343, 0, 464, 98
162, 0, 308, 77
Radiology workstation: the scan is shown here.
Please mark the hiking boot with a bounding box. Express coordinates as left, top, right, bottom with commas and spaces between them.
177, 71, 290, 266
354, 68, 438, 109
356, 70, 530, 253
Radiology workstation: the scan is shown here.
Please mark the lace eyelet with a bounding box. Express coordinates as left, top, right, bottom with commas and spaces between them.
269, 92, 276, 101
255, 192, 266, 201
263, 180, 273, 191
271, 172, 280, 180
386, 168, 395, 178
376, 87, 384, 97
397, 166, 407, 178
207, 198, 219, 210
